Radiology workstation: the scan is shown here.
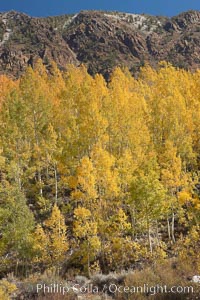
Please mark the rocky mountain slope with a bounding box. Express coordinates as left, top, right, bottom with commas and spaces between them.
0, 10, 200, 78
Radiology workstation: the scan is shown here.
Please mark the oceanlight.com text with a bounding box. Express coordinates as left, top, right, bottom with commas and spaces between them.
36, 283, 194, 296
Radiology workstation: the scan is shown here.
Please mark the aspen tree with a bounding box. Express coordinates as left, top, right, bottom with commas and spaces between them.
32, 224, 49, 266
131, 158, 166, 253
73, 206, 100, 276
44, 205, 68, 271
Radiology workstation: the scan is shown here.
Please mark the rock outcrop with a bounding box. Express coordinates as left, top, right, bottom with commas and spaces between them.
0, 10, 200, 77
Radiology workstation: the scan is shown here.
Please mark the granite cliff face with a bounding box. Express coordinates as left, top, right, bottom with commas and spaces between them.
0, 10, 200, 77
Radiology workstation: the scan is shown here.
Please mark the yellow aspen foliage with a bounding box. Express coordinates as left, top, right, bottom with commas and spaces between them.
60, 64, 108, 161
131, 158, 166, 252
73, 207, 98, 238
103, 210, 143, 270
178, 190, 192, 206
1, 61, 200, 274
191, 197, 200, 211
179, 226, 200, 272
109, 208, 131, 233
139, 63, 158, 84
45, 205, 68, 265
160, 140, 182, 189
32, 224, 49, 264
0, 75, 17, 107
108, 237, 143, 270
73, 207, 100, 275
0, 279, 17, 300
117, 149, 136, 201
34, 59, 48, 79
140, 63, 194, 163
91, 144, 119, 200
70, 156, 97, 203
48, 61, 66, 96
106, 67, 150, 159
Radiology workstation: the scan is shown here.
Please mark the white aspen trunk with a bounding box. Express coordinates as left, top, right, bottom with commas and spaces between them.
54, 163, 58, 204
156, 220, 160, 246
148, 226, 153, 254
38, 171, 43, 197
167, 217, 171, 241
33, 109, 43, 197
87, 240, 90, 277
171, 212, 176, 243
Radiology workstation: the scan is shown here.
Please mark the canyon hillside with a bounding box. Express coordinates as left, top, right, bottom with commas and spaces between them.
0, 10, 200, 78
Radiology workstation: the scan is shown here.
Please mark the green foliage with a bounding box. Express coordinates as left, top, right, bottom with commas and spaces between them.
0, 184, 35, 274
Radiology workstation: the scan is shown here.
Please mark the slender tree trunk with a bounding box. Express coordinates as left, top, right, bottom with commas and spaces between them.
167, 217, 171, 241
15, 259, 19, 277
54, 163, 58, 204
38, 170, 43, 197
148, 226, 153, 254
147, 217, 153, 254
16, 141, 22, 190
46, 159, 49, 181
171, 212, 176, 243
33, 109, 43, 197
130, 208, 135, 240
87, 241, 90, 277
156, 220, 160, 246
100, 238, 107, 274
